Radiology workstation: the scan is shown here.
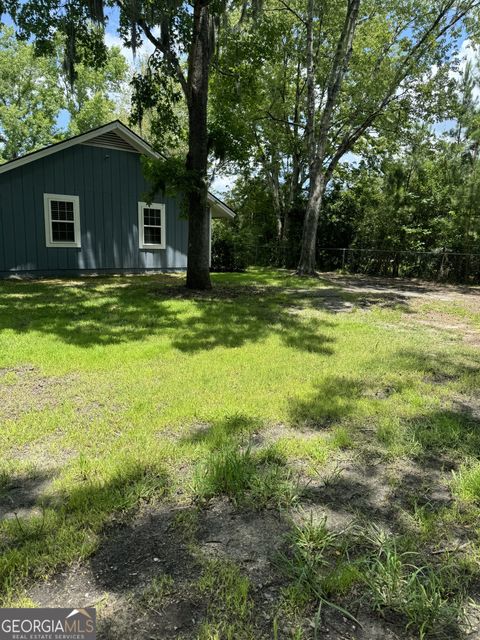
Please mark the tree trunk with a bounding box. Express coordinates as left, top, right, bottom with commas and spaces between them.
270, 165, 283, 241
297, 0, 361, 276
185, 0, 212, 290
297, 168, 325, 274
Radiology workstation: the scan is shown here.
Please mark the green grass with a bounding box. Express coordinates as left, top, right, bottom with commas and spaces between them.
280, 520, 469, 640
363, 527, 467, 640
197, 558, 255, 640
193, 445, 298, 508
1, 267, 479, 636
138, 574, 175, 607
452, 460, 480, 503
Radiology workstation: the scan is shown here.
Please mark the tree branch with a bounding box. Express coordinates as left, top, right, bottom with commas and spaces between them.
276, 0, 306, 26
137, 18, 189, 100
324, 0, 480, 181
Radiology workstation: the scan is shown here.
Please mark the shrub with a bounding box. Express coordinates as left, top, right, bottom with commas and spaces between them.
211, 221, 248, 272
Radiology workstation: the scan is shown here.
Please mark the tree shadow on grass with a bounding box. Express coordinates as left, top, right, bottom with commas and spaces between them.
0, 279, 180, 348
182, 413, 262, 448
1, 462, 170, 603
0, 278, 336, 353
156, 286, 337, 354
288, 376, 367, 429
393, 349, 480, 382
26, 465, 290, 639
0, 469, 54, 522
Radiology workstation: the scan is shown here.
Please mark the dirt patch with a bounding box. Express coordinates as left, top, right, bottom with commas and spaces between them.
451, 395, 480, 421
6, 434, 75, 472
315, 608, 406, 640
413, 311, 472, 332
0, 470, 54, 521
295, 453, 455, 538
465, 332, 480, 348
423, 371, 458, 385
197, 497, 288, 584
31, 504, 204, 639
405, 308, 480, 347
26, 461, 470, 640
320, 272, 480, 303
29, 500, 291, 639
0, 365, 77, 421
362, 386, 396, 400
249, 422, 328, 446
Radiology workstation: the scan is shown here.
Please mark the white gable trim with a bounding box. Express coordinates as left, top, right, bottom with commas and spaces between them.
0, 121, 158, 175
0, 120, 235, 219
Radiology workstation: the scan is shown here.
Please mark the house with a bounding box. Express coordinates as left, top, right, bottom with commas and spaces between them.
0, 121, 234, 277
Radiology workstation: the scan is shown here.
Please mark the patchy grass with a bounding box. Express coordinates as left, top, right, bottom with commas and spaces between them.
362, 527, 468, 640
280, 520, 470, 640
138, 574, 175, 608
1, 268, 480, 638
197, 558, 255, 640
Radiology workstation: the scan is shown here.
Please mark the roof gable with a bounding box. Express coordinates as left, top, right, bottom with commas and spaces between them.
0, 120, 235, 219
0, 121, 157, 175
82, 130, 143, 153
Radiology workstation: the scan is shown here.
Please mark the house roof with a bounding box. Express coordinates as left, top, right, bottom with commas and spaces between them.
0, 120, 235, 220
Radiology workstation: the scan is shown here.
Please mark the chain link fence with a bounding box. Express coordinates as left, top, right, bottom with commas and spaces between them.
316, 248, 480, 283
235, 242, 480, 283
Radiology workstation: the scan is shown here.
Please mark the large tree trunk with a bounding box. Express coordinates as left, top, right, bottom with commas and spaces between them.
186, 1, 212, 290
297, 0, 361, 276
297, 168, 325, 274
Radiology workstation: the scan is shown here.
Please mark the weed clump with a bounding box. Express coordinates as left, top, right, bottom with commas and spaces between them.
193, 446, 298, 508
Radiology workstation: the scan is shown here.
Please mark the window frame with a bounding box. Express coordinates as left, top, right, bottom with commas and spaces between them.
43, 193, 81, 248
138, 201, 166, 250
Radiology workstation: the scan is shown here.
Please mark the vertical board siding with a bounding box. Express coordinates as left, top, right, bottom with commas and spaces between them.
21, 166, 39, 270
0, 174, 14, 272
0, 144, 188, 275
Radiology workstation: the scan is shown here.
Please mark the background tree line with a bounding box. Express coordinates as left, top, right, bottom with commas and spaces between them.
0, 25, 130, 162
215, 56, 480, 283
208, 0, 480, 283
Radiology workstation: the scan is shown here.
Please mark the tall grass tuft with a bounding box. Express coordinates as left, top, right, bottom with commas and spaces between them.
193, 445, 298, 508
451, 459, 480, 503
364, 526, 466, 639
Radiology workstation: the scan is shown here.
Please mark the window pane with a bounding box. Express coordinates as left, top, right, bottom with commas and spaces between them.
144, 208, 161, 226
52, 221, 75, 243
51, 200, 74, 221
144, 225, 162, 245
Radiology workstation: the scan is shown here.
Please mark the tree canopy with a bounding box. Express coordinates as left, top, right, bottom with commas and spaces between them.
0, 25, 129, 162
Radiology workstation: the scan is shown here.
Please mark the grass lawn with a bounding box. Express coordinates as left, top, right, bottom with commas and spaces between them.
1, 268, 480, 639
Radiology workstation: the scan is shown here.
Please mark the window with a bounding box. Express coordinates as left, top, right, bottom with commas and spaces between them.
138, 202, 166, 249
44, 194, 81, 248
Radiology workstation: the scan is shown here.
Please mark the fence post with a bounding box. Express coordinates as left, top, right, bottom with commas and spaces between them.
341, 248, 346, 270
438, 249, 446, 281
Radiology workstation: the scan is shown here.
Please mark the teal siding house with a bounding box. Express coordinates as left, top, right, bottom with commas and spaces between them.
0, 121, 234, 276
